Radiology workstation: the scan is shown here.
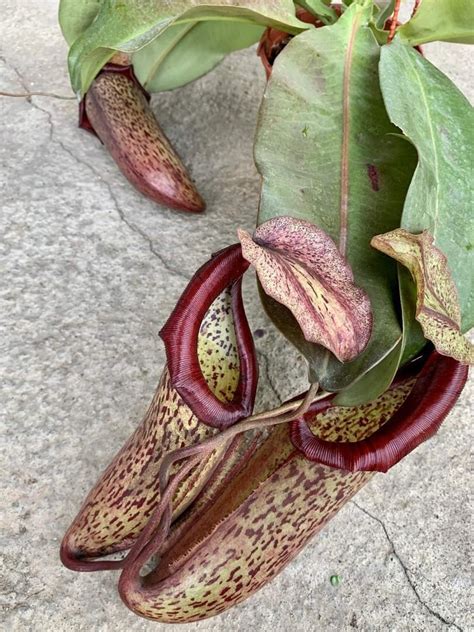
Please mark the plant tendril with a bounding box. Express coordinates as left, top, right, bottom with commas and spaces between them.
121, 382, 324, 574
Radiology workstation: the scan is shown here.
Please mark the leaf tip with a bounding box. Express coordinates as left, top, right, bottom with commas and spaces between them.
241, 216, 373, 363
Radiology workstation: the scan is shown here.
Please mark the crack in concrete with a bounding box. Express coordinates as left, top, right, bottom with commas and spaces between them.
2, 588, 45, 612
0, 54, 189, 282
53, 132, 190, 283
84, 171, 190, 283
0, 54, 28, 90
352, 501, 463, 631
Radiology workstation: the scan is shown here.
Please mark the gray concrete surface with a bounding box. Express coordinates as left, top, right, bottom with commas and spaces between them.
1, 2, 472, 631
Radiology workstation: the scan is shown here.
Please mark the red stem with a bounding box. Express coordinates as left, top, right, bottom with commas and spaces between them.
388, 0, 402, 43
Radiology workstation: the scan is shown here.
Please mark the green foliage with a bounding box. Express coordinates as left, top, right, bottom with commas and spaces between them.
255, 4, 417, 398
64, 0, 307, 95
295, 0, 338, 23
132, 22, 263, 92
399, 0, 474, 46
58, 0, 101, 45
373, 0, 395, 29
380, 39, 474, 332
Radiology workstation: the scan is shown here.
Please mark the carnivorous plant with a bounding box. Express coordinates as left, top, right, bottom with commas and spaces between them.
58, 0, 473, 622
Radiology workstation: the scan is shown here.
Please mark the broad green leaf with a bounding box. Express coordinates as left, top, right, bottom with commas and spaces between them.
239, 217, 372, 363
372, 229, 474, 363
369, 0, 394, 44
59, 0, 102, 46
398, 0, 474, 46
373, 0, 395, 29
334, 338, 402, 405
67, 0, 307, 95
255, 3, 417, 396
380, 39, 474, 332
132, 21, 263, 93
336, 262, 427, 405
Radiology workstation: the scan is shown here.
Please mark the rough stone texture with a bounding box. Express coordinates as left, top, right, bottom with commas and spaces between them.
0, 2, 471, 631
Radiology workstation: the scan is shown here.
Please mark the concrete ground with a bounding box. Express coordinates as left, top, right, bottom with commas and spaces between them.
1, 1, 472, 631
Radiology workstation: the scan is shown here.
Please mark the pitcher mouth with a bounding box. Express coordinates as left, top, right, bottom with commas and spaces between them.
290, 351, 468, 472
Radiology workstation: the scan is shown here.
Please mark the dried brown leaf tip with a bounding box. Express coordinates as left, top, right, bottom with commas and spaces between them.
372, 229, 474, 364
238, 216, 372, 362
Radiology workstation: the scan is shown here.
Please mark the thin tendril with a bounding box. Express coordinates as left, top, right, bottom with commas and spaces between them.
0, 90, 76, 100
160, 382, 325, 493
388, 0, 402, 43
122, 383, 324, 576
123, 454, 203, 569
79, 384, 328, 572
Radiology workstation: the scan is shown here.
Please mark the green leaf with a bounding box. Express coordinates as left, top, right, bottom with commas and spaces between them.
380, 39, 474, 332
373, 0, 395, 29
58, 0, 101, 45
334, 337, 402, 405
397, 265, 426, 364
132, 21, 263, 93
335, 260, 427, 406
255, 4, 417, 397
372, 229, 474, 364
66, 0, 307, 95
239, 217, 372, 363
398, 0, 474, 46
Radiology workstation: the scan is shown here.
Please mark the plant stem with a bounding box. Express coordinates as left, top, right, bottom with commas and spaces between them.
388, 0, 401, 43
160, 382, 324, 492
123, 383, 326, 572
123, 454, 203, 569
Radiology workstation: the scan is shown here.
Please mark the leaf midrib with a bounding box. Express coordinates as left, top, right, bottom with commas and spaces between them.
339, 10, 362, 258
404, 47, 441, 235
